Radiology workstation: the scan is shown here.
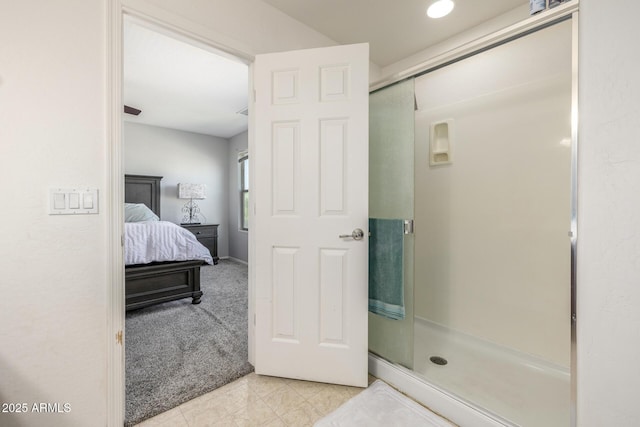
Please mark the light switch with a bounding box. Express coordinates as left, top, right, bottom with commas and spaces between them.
69, 193, 80, 209
53, 193, 66, 210
83, 192, 94, 209
50, 187, 99, 215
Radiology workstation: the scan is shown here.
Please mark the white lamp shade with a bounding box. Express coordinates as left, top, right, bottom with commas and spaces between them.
178, 183, 206, 199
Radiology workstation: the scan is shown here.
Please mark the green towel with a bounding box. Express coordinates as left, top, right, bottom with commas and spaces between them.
369, 218, 405, 320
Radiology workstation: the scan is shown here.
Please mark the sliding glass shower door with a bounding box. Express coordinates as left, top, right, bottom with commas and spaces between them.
368, 78, 415, 369
412, 19, 573, 426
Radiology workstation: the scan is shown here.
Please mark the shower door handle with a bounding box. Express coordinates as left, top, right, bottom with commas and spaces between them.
339, 228, 364, 240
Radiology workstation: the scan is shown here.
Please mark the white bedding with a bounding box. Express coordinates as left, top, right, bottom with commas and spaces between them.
125, 221, 213, 266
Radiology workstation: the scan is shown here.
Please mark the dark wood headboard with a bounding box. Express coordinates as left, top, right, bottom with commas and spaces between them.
125, 174, 162, 218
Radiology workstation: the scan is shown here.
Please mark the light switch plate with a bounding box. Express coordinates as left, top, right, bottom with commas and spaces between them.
49, 188, 99, 215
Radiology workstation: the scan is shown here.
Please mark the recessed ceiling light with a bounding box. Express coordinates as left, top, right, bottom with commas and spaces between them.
427, 0, 455, 19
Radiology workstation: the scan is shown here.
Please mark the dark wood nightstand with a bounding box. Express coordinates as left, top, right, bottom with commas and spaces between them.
181, 223, 219, 265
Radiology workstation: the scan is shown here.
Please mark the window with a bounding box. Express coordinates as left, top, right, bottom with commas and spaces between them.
239, 153, 249, 230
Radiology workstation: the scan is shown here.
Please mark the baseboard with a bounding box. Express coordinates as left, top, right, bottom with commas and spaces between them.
224, 256, 248, 265
368, 353, 509, 427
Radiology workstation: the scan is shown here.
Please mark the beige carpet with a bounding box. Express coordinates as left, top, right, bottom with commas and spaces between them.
125, 260, 253, 426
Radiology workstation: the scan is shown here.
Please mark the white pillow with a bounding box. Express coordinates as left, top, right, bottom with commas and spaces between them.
124, 203, 159, 222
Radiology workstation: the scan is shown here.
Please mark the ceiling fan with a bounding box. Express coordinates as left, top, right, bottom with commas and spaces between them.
124, 105, 141, 116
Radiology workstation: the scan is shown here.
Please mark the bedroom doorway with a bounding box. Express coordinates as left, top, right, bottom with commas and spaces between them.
121, 15, 253, 425
111, 6, 371, 424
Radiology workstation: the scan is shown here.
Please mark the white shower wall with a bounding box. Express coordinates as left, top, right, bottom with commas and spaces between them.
413, 20, 572, 367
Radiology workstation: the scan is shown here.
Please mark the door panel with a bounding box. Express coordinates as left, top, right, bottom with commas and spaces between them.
254, 43, 369, 387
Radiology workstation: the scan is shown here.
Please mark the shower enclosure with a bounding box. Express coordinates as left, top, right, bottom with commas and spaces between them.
369, 17, 574, 427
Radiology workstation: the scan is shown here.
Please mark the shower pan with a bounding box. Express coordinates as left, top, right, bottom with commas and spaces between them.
369, 14, 575, 427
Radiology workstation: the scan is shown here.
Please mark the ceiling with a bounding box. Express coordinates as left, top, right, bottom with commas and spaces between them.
123, 20, 249, 139
262, 0, 527, 67
123, 1, 527, 138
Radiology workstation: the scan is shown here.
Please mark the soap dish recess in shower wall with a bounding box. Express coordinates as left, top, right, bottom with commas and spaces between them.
430, 119, 453, 166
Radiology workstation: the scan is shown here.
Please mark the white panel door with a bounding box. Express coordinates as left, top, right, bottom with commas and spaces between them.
254, 43, 369, 387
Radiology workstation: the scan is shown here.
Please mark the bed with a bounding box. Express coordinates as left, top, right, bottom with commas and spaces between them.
124, 174, 212, 311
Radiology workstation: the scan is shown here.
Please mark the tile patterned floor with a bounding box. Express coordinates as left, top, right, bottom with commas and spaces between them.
134, 373, 376, 427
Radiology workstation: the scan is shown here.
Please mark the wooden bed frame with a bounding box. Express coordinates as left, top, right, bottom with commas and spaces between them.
125, 174, 204, 311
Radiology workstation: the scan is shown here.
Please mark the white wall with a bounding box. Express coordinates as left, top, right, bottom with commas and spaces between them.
123, 0, 381, 80
126, 0, 334, 56
124, 122, 230, 256
0, 1, 351, 426
578, 2, 640, 426
228, 131, 249, 262
0, 1, 108, 426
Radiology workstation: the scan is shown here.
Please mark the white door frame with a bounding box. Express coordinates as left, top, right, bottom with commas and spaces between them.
107, 1, 256, 425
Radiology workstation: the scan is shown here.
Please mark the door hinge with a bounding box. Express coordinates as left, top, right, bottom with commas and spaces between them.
253, 89, 256, 102
116, 330, 123, 345
121, 233, 124, 247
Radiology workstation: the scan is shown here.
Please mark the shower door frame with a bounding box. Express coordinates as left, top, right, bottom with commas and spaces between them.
367, 2, 579, 427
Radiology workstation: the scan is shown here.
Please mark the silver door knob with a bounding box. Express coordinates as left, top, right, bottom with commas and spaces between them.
339, 228, 364, 240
